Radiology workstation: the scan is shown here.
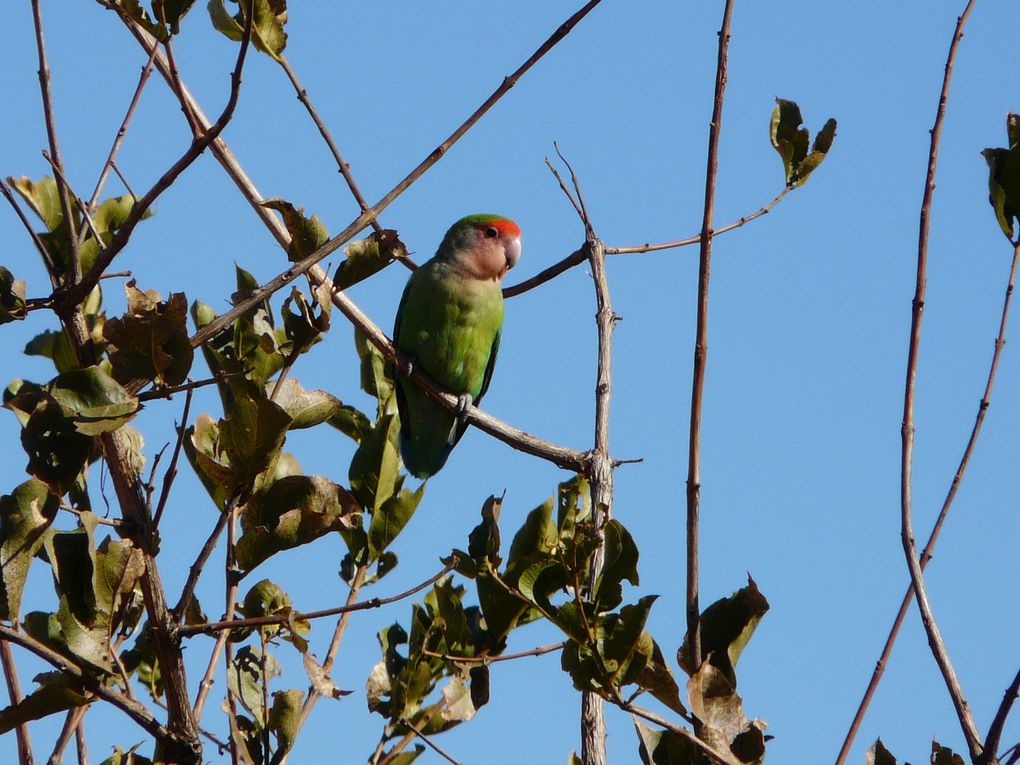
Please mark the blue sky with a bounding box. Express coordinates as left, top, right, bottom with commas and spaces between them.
2, 2, 1018, 764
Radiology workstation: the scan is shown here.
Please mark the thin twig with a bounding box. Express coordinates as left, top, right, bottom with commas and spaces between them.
836, 239, 1020, 765
59, 2, 256, 309
502, 187, 792, 299
110, 161, 138, 202
136, 373, 239, 402
984, 667, 1020, 765
898, 2, 983, 761
0, 624, 183, 748
174, 508, 230, 622
685, 0, 736, 677
188, 0, 607, 349
151, 386, 193, 530
74, 717, 88, 765
1, 637, 34, 765
401, 719, 464, 765
626, 705, 740, 765
423, 641, 566, 665
50, 706, 88, 765
222, 506, 242, 765
180, 561, 455, 637
86, 45, 157, 212
31, 0, 78, 279
41, 150, 106, 254
291, 563, 369, 738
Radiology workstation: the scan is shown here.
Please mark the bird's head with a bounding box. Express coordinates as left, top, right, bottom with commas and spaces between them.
438, 214, 522, 281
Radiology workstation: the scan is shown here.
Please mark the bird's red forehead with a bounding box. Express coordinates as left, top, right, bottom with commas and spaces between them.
482, 218, 521, 238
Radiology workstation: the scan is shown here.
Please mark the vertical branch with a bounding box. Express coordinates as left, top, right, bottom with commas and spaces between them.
898, 2, 983, 761
836, 239, 1020, 765
1, 638, 34, 765
581, 237, 616, 765
30, 0, 78, 277
685, 0, 735, 673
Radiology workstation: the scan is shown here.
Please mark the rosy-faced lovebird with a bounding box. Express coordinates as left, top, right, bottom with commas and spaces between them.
393, 214, 522, 478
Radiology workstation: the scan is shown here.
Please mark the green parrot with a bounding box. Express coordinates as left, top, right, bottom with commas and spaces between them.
393, 214, 522, 478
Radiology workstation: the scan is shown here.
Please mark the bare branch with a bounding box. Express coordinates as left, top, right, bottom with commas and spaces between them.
984, 667, 1020, 765
86, 45, 157, 212
423, 641, 566, 665
1, 637, 34, 765
686, 0, 736, 676
151, 386, 193, 530
898, 2, 983, 760
0, 624, 184, 750
50, 707, 88, 765
836, 241, 1020, 765
60, 2, 257, 309
401, 718, 465, 765
30, 0, 78, 277
188, 0, 606, 349
179, 561, 455, 637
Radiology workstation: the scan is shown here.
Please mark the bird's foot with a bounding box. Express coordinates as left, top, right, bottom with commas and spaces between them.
455, 393, 473, 424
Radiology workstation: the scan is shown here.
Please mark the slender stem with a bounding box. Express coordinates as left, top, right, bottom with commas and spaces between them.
192, 504, 241, 721
401, 719, 464, 765
985, 667, 1020, 764
151, 386, 193, 530
50, 706, 88, 765
188, 0, 606, 349
1, 637, 34, 765
898, 2, 983, 761
685, 0, 735, 675
174, 507, 229, 621
422, 641, 565, 665
180, 561, 453, 637
31, 0, 78, 279
0, 624, 182, 748
74, 717, 89, 765
86, 46, 157, 212
836, 239, 1020, 765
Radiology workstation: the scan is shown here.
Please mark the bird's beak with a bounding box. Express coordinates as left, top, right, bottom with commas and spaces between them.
505, 236, 521, 270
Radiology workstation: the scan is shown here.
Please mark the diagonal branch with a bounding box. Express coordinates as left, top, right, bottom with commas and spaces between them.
985, 667, 1020, 765
0, 624, 184, 751
685, 0, 735, 675
836, 239, 1020, 765
898, 2, 983, 761
187, 0, 606, 349
1, 637, 34, 765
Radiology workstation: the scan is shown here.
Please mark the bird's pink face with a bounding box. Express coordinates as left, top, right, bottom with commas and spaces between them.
456, 218, 522, 281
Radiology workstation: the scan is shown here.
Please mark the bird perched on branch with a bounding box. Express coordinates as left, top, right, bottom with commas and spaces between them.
393, 214, 522, 478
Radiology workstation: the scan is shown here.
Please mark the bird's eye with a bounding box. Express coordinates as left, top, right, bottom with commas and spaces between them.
484, 226, 499, 238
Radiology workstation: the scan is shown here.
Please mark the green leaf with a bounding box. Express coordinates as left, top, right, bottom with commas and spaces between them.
207, 0, 288, 61
0, 478, 58, 620
8, 176, 63, 231
930, 743, 964, 765
183, 413, 237, 508
116, 0, 171, 41
634, 719, 709, 765
636, 637, 687, 717
104, 282, 193, 386
47, 366, 138, 436
770, 99, 837, 185
281, 287, 328, 352
678, 575, 769, 684
120, 625, 162, 699
349, 412, 401, 514
152, 0, 198, 32
866, 739, 897, 765
0, 267, 27, 325
328, 403, 372, 444
355, 329, 394, 411
97, 744, 155, 765
268, 689, 303, 756
268, 378, 341, 430
466, 495, 503, 570
24, 330, 79, 373
506, 498, 557, 572
20, 398, 93, 496
982, 114, 1020, 240
261, 199, 330, 263
220, 394, 292, 488
236, 475, 360, 572
368, 482, 424, 559
0, 673, 89, 734
593, 519, 640, 612
602, 596, 657, 686
228, 644, 280, 723
334, 230, 409, 291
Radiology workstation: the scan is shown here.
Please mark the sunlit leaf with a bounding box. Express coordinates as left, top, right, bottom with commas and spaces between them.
0, 478, 58, 620
104, 281, 193, 386
334, 229, 408, 291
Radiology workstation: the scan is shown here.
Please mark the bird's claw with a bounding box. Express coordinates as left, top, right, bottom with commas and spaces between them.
455, 393, 473, 423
